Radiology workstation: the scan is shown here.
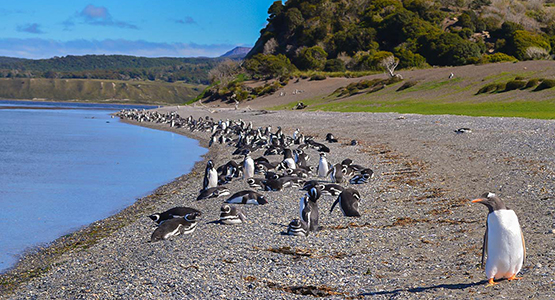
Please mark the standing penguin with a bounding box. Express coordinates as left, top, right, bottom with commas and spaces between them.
328, 163, 345, 183
330, 188, 362, 217
299, 186, 321, 231
317, 153, 330, 178
472, 192, 526, 286
203, 160, 218, 190
243, 152, 255, 179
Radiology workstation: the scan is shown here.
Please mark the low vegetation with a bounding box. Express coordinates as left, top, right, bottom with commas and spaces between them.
476, 77, 555, 94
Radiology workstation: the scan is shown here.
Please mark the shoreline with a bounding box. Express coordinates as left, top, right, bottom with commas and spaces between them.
2, 105, 554, 299
0, 108, 216, 294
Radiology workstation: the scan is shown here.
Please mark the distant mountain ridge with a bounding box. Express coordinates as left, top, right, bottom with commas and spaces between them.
221, 47, 252, 59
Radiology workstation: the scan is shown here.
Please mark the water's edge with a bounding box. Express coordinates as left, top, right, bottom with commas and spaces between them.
0, 113, 216, 295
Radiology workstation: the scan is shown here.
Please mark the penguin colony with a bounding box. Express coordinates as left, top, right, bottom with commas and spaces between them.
118, 109, 526, 286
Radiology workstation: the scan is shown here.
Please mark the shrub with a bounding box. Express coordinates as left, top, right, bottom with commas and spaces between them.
504, 80, 526, 91
296, 46, 328, 71
397, 80, 418, 91
476, 83, 497, 94
324, 59, 346, 72
310, 74, 327, 81
495, 82, 506, 91
524, 78, 539, 89
534, 79, 555, 91
481, 53, 517, 63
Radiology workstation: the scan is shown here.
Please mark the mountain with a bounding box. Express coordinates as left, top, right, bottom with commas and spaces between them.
220, 47, 252, 59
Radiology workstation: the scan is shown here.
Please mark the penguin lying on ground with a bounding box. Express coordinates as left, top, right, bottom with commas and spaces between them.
225, 190, 268, 205
219, 204, 246, 225
196, 186, 230, 200
150, 212, 201, 242
149, 207, 202, 224
472, 192, 526, 286
286, 219, 309, 237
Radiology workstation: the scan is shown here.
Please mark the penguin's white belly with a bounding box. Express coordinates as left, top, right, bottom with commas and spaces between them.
208, 169, 218, 188
284, 158, 296, 169
318, 160, 328, 178
486, 210, 524, 279
221, 216, 242, 225
244, 160, 254, 179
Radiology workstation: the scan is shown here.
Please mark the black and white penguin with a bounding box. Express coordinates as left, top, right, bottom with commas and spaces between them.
302, 180, 323, 191
328, 163, 345, 183
278, 176, 305, 188
300, 187, 321, 231
263, 178, 283, 191
196, 186, 230, 200
247, 177, 266, 190
203, 160, 218, 191
150, 212, 201, 242
225, 190, 268, 205
330, 188, 362, 217
282, 148, 296, 169
243, 152, 255, 179
321, 184, 344, 196
349, 172, 373, 184
317, 153, 330, 178
148, 207, 202, 224
472, 192, 526, 286
219, 204, 247, 225
325, 133, 338, 143
455, 127, 472, 134
286, 219, 309, 237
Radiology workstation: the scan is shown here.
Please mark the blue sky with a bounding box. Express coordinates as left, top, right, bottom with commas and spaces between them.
0, 0, 278, 59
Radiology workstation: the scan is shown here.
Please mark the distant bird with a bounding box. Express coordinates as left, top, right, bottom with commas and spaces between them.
455, 128, 472, 134
325, 133, 338, 143
300, 187, 321, 231
330, 188, 362, 217
449, 72, 454, 79
225, 190, 268, 205
219, 204, 246, 225
150, 212, 201, 242
196, 186, 230, 200
149, 207, 202, 224
286, 219, 309, 237
472, 193, 526, 286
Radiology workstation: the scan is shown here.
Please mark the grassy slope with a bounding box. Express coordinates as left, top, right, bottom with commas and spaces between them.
266, 61, 555, 119
0, 78, 206, 105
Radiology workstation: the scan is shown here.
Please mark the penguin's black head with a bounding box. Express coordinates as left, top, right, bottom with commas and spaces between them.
308, 186, 321, 202
207, 160, 214, 168
319, 152, 326, 157
257, 194, 268, 205
148, 214, 161, 222
220, 204, 231, 213
471, 192, 507, 213
185, 211, 202, 221
341, 159, 353, 166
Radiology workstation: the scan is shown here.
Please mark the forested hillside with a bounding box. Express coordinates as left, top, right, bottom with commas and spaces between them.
0, 55, 223, 84
246, 0, 555, 75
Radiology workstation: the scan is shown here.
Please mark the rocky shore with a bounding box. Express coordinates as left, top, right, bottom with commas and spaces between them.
2, 106, 554, 299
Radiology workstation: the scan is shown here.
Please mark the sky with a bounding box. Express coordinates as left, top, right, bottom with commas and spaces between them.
0, 0, 279, 59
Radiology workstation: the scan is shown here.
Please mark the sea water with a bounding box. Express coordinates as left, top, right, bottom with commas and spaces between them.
0, 101, 207, 272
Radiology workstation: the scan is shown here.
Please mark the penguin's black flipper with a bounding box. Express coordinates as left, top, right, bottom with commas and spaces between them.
329, 198, 339, 214
481, 226, 488, 269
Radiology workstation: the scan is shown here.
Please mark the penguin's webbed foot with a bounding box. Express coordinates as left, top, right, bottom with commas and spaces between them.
486, 278, 500, 287
507, 275, 522, 281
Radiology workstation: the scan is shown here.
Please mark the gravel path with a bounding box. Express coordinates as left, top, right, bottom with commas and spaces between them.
2, 106, 554, 299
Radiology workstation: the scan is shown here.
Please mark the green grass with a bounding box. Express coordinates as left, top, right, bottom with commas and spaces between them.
403, 77, 463, 92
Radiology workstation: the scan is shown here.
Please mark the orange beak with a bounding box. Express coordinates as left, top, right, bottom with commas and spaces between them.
471, 198, 484, 203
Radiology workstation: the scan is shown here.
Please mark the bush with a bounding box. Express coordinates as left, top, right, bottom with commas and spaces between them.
534, 79, 555, 91
396, 80, 418, 91
524, 78, 539, 89
504, 80, 526, 91
476, 83, 497, 94
296, 46, 328, 71
495, 82, 506, 91
244, 54, 297, 78
480, 53, 517, 63
324, 59, 346, 72
310, 74, 327, 81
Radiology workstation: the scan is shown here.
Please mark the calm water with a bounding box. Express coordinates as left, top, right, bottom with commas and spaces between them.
0, 101, 207, 272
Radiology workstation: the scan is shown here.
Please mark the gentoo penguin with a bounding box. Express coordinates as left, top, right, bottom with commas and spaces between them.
286, 219, 309, 237
330, 188, 362, 217
243, 152, 255, 179
149, 207, 202, 224
300, 187, 321, 231
472, 193, 526, 286
225, 190, 268, 205
196, 186, 230, 200
150, 212, 200, 242
321, 184, 344, 196
282, 148, 296, 169
317, 153, 330, 178
219, 204, 246, 225
203, 160, 218, 191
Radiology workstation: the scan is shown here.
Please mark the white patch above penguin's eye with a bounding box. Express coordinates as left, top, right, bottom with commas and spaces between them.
487, 192, 496, 198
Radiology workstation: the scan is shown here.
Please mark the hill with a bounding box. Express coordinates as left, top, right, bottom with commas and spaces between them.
220, 47, 252, 59
245, 0, 555, 73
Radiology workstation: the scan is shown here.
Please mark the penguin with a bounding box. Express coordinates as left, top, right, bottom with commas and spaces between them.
330, 188, 362, 217
317, 153, 330, 178
350, 140, 358, 146
263, 178, 283, 191
278, 176, 305, 188
293, 149, 309, 167
282, 148, 296, 169
286, 219, 309, 237
328, 163, 345, 183
325, 133, 338, 143
247, 177, 266, 190
219, 204, 247, 225
349, 172, 372, 184
203, 160, 218, 191
225, 190, 268, 205
243, 152, 255, 179
455, 127, 472, 134
150, 212, 200, 242
149, 207, 202, 224
472, 192, 526, 286
300, 186, 321, 232
196, 186, 230, 200
321, 184, 344, 196
302, 180, 323, 191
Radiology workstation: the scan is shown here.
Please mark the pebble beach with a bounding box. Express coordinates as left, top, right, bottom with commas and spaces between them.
2, 105, 554, 299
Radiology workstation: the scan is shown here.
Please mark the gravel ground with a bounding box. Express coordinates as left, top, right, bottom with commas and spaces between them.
2, 106, 554, 299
